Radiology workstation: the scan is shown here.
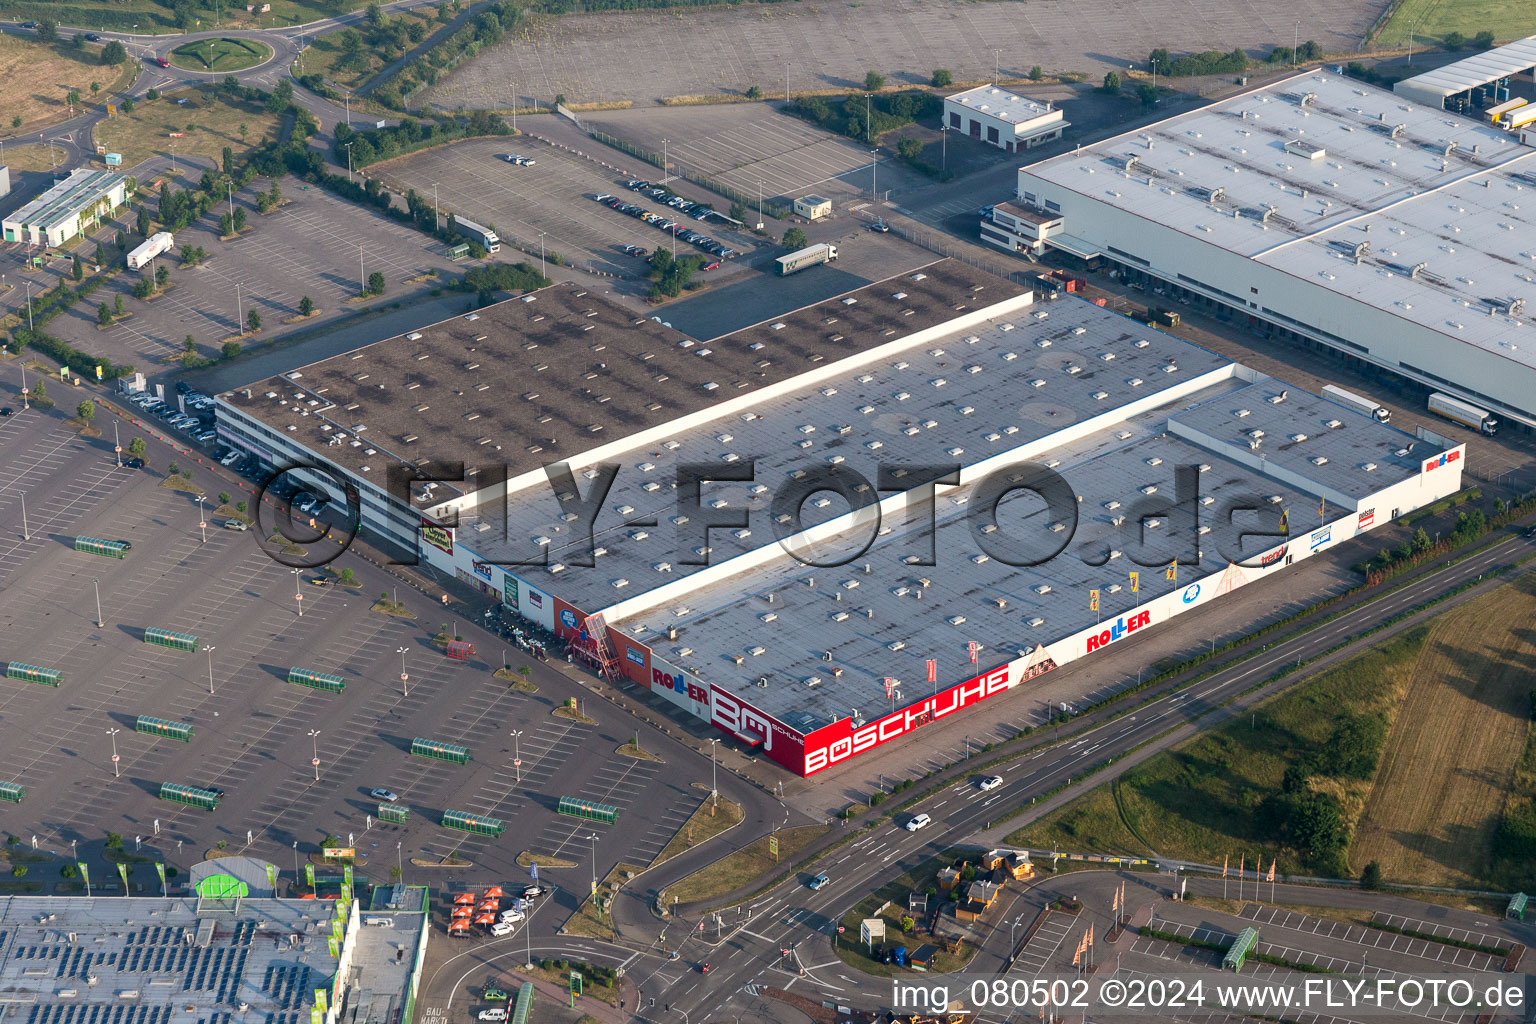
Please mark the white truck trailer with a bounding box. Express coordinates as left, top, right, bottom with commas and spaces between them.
1428, 392, 1498, 435
126, 231, 174, 271
776, 242, 838, 276
1321, 384, 1390, 422
452, 217, 500, 254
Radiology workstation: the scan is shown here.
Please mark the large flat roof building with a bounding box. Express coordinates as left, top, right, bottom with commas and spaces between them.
1012, 69, 1536, 430
2, 169, 126, 247
215, 265, 1464, 776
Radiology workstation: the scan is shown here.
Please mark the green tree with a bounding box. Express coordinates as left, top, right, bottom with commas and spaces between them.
1473, 30, 1495, 49
101, 40, 127, 65
77, 400, 95, 423
90, 81, 100, 96
1360, 861, 1382, 890
121, 97, 134, 113
136, 205, 150, 237
60, 863, 77, 879
1442, 30, 1466, 50
931, 69, 953, 88
31, 379, 45, 402
266, 79, 294, 115
1137, 81, 1157, 107
35, 19, 56, 42
366, 271, 385, 296
66, 88, 81, 110
10, 115, 20, 129
863, 71, 885, 91
897, 136, 922, 162
339, 567, 356, 585
218, 213, 234, 237
1101, 70, 1121, 94
97, 302, 113, 326
10, 865, 25, 879
155, 263, 169, 287
298, 295, 315, 317
235, 500, 248, 514
128, 437, 146, 461
745, 85, 761, 99
145, 87, 159, 101
72, 254, 84, 281
105, 832, 124, 851
782, 226, 808, 249
366, 2, 385, 26
232, 207, 247, 231
1029, 65, 1044, 81
246, 309, 262, 333
239, 122, 249, 143
113, 294, 124, 315
900, 915, 916, 932
218, 491, 231, 506
222, 146, 234, 174
183, 336, 195, 353
221, 340, 241, 359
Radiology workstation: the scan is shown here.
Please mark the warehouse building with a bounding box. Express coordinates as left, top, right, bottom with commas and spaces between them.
216, 265, 1463, 776
944, 85, 1068, 152
2, 168, 127, 246
0, 877, 430, 1024
1393, 34, 1536, 110
1007, 69, 1536, 431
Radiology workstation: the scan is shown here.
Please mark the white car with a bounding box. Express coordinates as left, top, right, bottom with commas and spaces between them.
979, 776, 1004, 791
220, 451, 241, 466
906, 813, 932, 832
489, 922, 516, 938
499, 910, 524, 924
478, 1009, 508, 1021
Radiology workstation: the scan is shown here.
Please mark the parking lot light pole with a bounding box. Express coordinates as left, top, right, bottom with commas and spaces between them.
235, 282, 242, 337
106, 727, 120, 778
756, 180, 764, 230
510, 729, 523, 784
661, 138, 668, 183
345, 143, 354, 182
292, 841, 299, 886
871, 151, 878, 202
203, 644, 216, 695
93, 577, 104, 627
197, 493, 206, 544
308, 729, 321, 781
113, 421, 122, 467
587, 833, 598, 903
20, 492, 29, 540
292, 567, 303, 617
226, 180, 234, 217
538, 232, 547, 278
708, 738, 718, 811
398, 645, 409, 696
359, 245, 365, 294
431, 183, 439, 231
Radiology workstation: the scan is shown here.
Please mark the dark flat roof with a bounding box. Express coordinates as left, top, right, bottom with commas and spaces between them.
220, 261, 1027, 489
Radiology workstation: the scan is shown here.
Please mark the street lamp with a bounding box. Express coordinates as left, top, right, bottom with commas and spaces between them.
345, 142, 354, 182
106, 727, 120, 778
93, 577, 104, 628
707, 738, 718, 809
292, 840, 299, 886
203, 644, 216, 695
538, 232, 547, 278
292, 567, 303, 617
197, 493, 207, 544
587, 833, 599, 903
308, 729, 321, 781
510, 729, 523, 784
870, 150, 878, 201
431, 183, 439, 231
756, 179, 765, 230
398, 646, 410, 696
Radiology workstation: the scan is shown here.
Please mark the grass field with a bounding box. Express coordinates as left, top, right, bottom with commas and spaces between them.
1374, 0, 1535, 49
1353, 576, 1536, 888
0, 0, 377, 33
170, 37, 272, 73
664, 824, 827, 905
92, 86, 281, 172
0, 144, 68, 172
0, 33, 134, 135
1008, 627, 1428, 875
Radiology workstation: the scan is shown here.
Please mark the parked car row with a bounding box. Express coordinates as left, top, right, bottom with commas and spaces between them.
591, 192, 738, 260
127, 390, 216, 445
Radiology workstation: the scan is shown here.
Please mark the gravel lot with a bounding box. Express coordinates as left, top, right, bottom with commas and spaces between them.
423, 0, 1385, 110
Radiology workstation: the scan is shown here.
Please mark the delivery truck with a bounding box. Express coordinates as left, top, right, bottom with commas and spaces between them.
776, 243, 838, 276
126, 231, 174, 271
453, 217, 500, 254
1428, 391, 1498, 435
1321, 384, 1390, 422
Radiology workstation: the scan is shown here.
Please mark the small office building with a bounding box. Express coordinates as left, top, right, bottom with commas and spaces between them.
944, 85, 1068, 152
793, 195, 832, 220
2, 168, 127, 246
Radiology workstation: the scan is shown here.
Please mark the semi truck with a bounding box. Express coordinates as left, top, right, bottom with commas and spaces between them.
1321, 384, 1391, 422
126, 231, 174, 271
1486, 97, 1528, 125
1504, 105, 1536, 131
776, 242, 838, 276
452, 217, 500, 254
1428, 391, 1498, 435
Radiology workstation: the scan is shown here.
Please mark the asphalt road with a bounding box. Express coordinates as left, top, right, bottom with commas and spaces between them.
595, 530, 1536, 1018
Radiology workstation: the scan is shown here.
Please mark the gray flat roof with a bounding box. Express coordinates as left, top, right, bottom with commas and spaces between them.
221, 261, 1027, 492
615, 390, 1382, 728
0, 895, 421, 1022
469, 298, 1233, 615
1020, 70, 1536, 371
1169, 379, 1426, 501
1395, 35, 1536, 100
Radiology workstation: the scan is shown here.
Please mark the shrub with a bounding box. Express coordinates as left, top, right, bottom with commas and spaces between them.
101, 40, 128, 65
366, 271, 386, 296
1360, 861, 1382, 890
1029, 65, 1044, 81
745, 85, 761, 99
10, 865, 25, 878
299, 296, 314, 316
863, 71, 886, 91
931, 69, 953, 87
146, 88, 160, 101
246, 309, 262, 332
222, 341, 241, 359
782, 226, 807, 250
235, 500, 248, 514
1101, 70, 1121, 94
1442, 30, 1465, 50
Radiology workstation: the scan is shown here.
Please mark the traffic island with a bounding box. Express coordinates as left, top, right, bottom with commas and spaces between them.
650, 786, 743, 868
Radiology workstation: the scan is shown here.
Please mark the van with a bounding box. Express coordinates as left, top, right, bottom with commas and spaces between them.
490, 922, 516, 937
477, 1010, 507, 1021
362, 917, 394, 927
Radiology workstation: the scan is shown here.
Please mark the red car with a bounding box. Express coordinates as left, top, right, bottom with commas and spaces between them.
702, 262, 721, 271
155, 57, 171, 67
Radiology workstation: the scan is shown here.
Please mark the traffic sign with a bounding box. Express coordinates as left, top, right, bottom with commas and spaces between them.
513, 759, 522, 767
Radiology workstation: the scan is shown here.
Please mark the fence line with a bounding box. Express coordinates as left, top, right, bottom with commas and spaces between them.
878, 216, 1038, 288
